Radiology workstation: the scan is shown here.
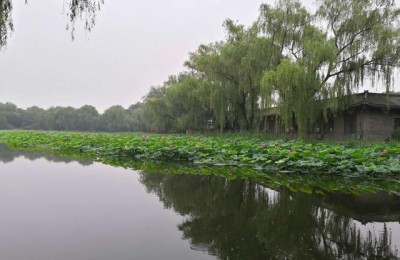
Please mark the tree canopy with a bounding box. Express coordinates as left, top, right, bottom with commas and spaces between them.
1, 0, 400, 135
0, 102, 145, 132
138, 0, 400, 135
260, 0, 400, 135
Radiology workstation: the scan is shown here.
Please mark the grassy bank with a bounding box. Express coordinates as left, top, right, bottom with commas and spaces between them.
1, 130, 400, 175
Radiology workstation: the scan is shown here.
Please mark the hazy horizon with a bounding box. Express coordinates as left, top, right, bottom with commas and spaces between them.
0, 0, 279, 112
1, 0, 394, 113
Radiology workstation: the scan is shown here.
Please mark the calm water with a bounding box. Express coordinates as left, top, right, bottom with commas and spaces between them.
0, 148, 399, 260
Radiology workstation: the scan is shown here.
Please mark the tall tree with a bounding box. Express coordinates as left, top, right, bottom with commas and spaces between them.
187, 20, 281, 131
21, 106, 46, 129
76, 105, 99, 131
163, 73, 212, 132
0, 102, 21, 128
99, 105, 130, 132
126, 102, 148, 132
259, 0, 400, 136
45, 106, 78, 131
140, 73, 214, 133
142, 85, 174, 132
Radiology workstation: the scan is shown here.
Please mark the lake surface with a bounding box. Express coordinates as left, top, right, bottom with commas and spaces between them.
0, 148, 399, 259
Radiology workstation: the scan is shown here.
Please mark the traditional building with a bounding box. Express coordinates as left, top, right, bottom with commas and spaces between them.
265, 91, 400, 141
331, 91, 400, 141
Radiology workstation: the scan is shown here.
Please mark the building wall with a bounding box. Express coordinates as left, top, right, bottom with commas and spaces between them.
265, 107, 400, 141
330, 111, 399, 141
357, 113, 367, 140
332, 115, 345, 140
331, 114, 361, 141
362, 112, 397, 141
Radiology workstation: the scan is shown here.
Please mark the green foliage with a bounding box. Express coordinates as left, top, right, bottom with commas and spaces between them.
21, 106, 46, 130
0, 114, 11, 129
126, 102, 149, 132
0, 102, 21, 129
76, 105, 99, 131
139, 173, 399, 258
0, 102, 148, 132
99, 105, 130, 132
262, 59, 322, 134
141, 73, 212, 132
258, 0, 400, 136
137, 0, 400, 135
2, 0, 400, 136
185, 20, 281, 132
2, 131, 400, 177
3, 144, 400, 195
1, 145, 399, 258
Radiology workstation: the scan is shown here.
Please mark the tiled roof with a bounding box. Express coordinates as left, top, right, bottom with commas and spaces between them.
264, 91, 400, 116
350, 91, 400, 109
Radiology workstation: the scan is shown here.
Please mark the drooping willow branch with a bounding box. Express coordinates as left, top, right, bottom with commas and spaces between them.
0, 0, 105, 50
0, 0, 13, 50
63, 0, 104, 40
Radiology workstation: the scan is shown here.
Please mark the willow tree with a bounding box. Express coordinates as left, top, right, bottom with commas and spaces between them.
186, 20, 281, 132
64, 0, 104, 40
76, 105, 99, 131
141, 85, 172, 132
0, 0, 104, 49
140, 73, 212, 133
0, 0, 12, 49
45, 106, 78, 131
185, 42, 234, 132
163, 74, 213, 132
259, 0, 400, 136
100, 105, 130, 132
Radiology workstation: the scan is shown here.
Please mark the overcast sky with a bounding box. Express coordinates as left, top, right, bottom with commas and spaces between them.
0, 0, 367, 112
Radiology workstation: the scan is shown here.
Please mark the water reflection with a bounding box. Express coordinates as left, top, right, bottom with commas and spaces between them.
140, 173, 400, 259
0, 144, 93, 166
1, 147, 399, 259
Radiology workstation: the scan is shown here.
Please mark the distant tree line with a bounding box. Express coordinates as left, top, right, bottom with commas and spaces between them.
2, 0, 400, 135
0, 102, 148, 132
137, 0, 400, 136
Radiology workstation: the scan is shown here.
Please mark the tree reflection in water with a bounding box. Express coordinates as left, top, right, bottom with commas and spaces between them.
1, 146, 398, 259
0, 144, 93, 166
140, 173, 399, 259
